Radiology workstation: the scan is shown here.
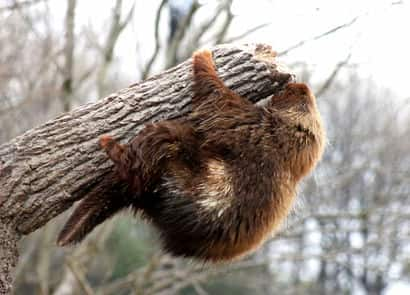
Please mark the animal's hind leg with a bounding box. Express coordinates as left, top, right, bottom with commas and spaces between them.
101, 121, 197, 194
57, 171, 131, 246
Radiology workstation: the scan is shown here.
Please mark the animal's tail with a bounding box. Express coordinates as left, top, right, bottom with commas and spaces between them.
58, 136, 132, 246
57, 170, 132, 246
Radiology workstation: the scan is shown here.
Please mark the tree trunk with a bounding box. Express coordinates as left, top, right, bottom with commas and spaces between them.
61, 0, 77, 112
0, 43, 293, 294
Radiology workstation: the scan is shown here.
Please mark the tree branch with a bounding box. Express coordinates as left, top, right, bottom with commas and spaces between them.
61, 0, 77, 112
142, 0, 168, 79
97, 0, 135, 97
214, 0, 234, 44
165, 0, 200, 68
223, 23, 271, 44
278, 16, 359, 56
316, 51, 352, 98
0, 0, 44, 12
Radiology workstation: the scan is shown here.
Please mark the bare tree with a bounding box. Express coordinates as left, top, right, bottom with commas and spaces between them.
96, 0, 134, 98
142, 0, 268, 79
61, 0, 77, 112
0, 3, 62, 144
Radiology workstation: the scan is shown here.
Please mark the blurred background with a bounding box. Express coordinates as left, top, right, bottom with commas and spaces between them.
1, 0, 409, 294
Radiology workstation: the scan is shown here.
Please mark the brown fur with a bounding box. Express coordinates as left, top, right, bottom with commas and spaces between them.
57, 50, 325, 262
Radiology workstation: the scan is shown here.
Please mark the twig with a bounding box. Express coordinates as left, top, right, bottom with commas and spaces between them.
65, 258, 95, 295
193, 282, 209, 295
224, 22, 271, 43
214, 0, 234, 44
181, 2, 226, 61
135, 254, 163, 294
142, 0, 168, 79
99, 269, 142, 295
315, 51, 352, 97
61, 0, 77, 112
0, 0, 44, 12
165, 0, 200, 68
279, 16, 359, 56
191, 3, 225, 43
97, 0, 135, 97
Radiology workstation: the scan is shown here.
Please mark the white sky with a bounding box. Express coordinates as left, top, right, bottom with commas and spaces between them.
48, 0, 410, 99
225, 0, 410, 99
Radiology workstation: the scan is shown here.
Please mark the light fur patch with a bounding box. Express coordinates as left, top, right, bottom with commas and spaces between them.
268, 176, 296, 236
197, 159, 233, 216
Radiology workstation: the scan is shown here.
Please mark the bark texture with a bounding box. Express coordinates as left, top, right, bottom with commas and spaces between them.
0, 43, 293, 294
0, 224, 18, 295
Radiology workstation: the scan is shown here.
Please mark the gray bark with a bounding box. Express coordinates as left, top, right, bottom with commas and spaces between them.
0, 43, 293, 294
0, 224, 19, 295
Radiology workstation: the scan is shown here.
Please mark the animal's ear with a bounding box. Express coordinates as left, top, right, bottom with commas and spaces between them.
57, 172, 131, 246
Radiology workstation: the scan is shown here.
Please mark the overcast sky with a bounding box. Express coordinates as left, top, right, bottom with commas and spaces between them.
48, 0, 410, 100
75, 0, 410, 100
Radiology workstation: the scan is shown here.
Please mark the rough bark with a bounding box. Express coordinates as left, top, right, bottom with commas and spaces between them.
0, 224, 19, 295
0, 43, 293, 294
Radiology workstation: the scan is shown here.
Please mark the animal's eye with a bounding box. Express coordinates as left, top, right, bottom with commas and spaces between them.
298, 102, 308, 112
297, 124, 304, 132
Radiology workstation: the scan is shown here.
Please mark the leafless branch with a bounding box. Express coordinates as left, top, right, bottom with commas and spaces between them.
279, 16, 359, 56
192, 282, 209, 295
180, 0, 233, 63
188, 1, 227, 48
224, 22, 271, 43
142, 0, 168, 79
214, 0, 234, 44
61, 0, 76, 112
165, 0, 200, 68
66, 258, 95, 295
0, 0, 44, 12
315, 51, 352, 97
97, 0, 135, 97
